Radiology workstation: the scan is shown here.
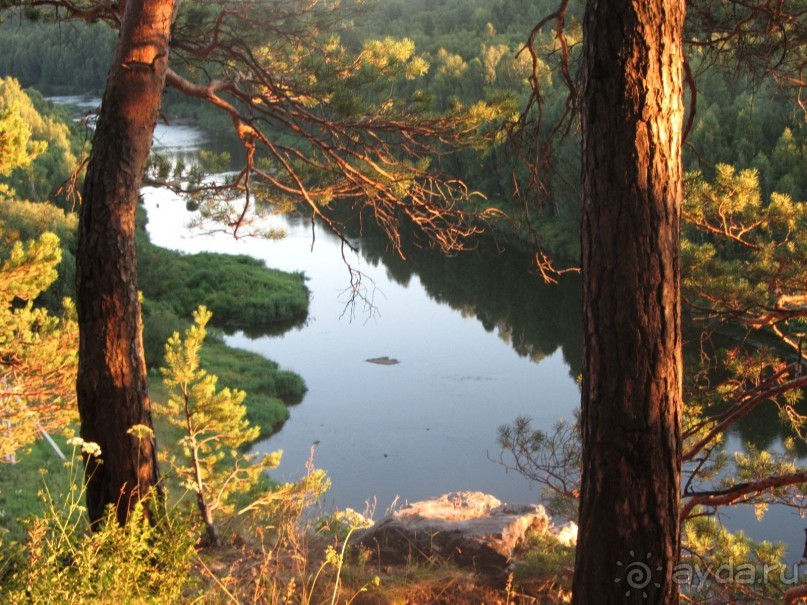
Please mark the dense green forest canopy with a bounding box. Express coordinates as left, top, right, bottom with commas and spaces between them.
0, 19, 115, 94
2, 0, 804, 261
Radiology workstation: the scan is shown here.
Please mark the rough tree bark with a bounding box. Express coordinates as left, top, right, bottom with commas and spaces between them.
76, 0, 175, 525
573, 1, 685, 604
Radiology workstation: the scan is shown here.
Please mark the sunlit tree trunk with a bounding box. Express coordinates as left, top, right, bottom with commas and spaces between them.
76, 0, 175, 525
573, 1, 685, 603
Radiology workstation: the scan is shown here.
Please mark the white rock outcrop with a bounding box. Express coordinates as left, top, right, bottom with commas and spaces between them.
352, 491, 550, 574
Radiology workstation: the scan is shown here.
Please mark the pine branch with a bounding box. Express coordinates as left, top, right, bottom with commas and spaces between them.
681, 469, 807, 521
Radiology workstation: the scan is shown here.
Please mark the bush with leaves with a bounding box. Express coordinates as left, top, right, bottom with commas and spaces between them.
0, 77, 82, 205
2, 438, 197, 604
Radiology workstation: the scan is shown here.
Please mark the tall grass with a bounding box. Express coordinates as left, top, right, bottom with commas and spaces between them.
1, 442, 568, 604
1, 439, 196, 604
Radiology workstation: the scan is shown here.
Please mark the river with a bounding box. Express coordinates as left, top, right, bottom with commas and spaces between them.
143, 195, 582, 510
135, 121, 806, 565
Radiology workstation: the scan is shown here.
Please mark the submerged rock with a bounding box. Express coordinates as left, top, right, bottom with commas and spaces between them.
352, 491, 549, 575
365, 356, 400, 365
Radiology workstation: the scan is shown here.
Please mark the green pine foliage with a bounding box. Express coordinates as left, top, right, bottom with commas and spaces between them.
0, 91, 78, 460
681, 516, 796, 602
0, 198, 77, 310
0, 77, 46, 201
681, 165, 807, 518
682, 164, 807, 348
199, 339, 304, 431
0, 77, 82, 205
0, 93, 44, 183
0, 230, 78, 460
157, 306, 282, 545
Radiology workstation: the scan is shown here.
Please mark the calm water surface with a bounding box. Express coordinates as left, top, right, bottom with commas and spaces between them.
144, 195, 581, 511
140, 122, 806, 564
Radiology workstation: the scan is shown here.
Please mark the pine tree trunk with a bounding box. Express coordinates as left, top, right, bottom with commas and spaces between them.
573, 1, 685, 603
189, 427, 220, 546
196, 490, 221, 547
76, 0, 175, 526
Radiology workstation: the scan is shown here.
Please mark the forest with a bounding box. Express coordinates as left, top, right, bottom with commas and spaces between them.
1, 0, 806, 603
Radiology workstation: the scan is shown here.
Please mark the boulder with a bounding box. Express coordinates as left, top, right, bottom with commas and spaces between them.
351, 491, 549, 574
365, 356, 400, 365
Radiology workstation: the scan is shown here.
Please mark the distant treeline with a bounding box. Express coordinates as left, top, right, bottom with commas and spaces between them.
1, 1, 805, 260
0, 17, 115, 94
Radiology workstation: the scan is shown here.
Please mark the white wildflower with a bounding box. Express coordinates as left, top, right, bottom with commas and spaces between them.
127, 424, 154, 440
66, 437, 102, 458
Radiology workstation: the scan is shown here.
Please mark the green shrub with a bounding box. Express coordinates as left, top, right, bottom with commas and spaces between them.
141, 298, 186, 369
200, 340, 305, 434
2, 440, 197, 604
137, 232, 309, 331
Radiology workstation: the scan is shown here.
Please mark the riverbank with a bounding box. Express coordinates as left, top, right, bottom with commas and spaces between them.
135, 203, 309, 437
0, 197, 311, 543
141, 192, 583, 516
